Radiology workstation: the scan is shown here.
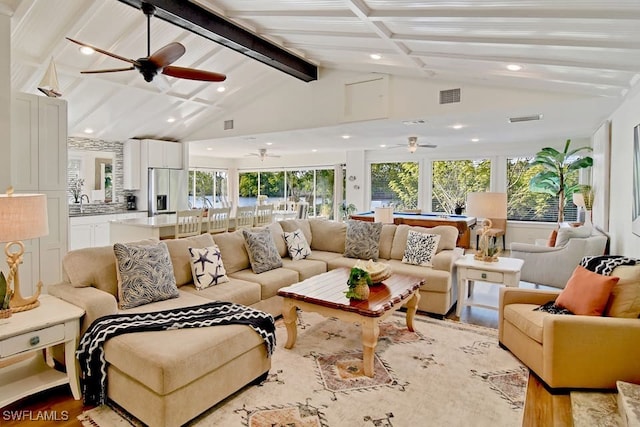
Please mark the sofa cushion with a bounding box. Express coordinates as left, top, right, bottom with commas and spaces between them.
180, 279, 261, 307
378, 224, 396, 260
283, 229, 312, 260
266, 222, 288, 258
280, 258, 327, 280
279, 219, 312, 246
502, 303, 546, 344
114, 242, 179, 309
344, 220, 382, 260
402, 231, 440, 267
229, 267, 299, 299
308, 219, 346, 253
164, 234, 215, 286
385, 259, 451, 293
390, 225, 457, 260
242, 228, 283, 274
555, 266, 619, 316
188, 245, 229, 290
307, 250, 344, 264
63, 239, 157, 296
605, 265, 640, 318
211, 230, 250, 274
555, 224, 592, 247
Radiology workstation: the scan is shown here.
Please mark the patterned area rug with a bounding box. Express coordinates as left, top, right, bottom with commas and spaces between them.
79, 312, 527, 427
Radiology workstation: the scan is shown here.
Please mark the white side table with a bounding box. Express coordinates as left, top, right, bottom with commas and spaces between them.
0, 294, 85, 408
455, 255, 524, 317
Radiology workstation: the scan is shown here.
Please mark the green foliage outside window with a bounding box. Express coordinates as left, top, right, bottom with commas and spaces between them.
371, 162, 419, 209
431, 159, 490, 213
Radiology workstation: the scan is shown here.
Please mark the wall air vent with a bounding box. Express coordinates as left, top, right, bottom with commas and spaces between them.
509, 114, 543, 123
439, 88, 461, 104
224, 119, 234, 130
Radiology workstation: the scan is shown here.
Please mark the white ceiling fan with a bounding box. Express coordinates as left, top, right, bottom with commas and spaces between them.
390, 136, 437, 153
246, 148, 280, 161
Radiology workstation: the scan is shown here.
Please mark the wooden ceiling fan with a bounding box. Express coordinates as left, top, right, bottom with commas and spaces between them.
66, 3, 226, 84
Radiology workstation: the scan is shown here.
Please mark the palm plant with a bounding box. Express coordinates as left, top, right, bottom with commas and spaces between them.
529, 139, 593, 223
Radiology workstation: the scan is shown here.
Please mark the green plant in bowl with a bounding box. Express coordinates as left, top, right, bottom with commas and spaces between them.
345, 267, 372, 300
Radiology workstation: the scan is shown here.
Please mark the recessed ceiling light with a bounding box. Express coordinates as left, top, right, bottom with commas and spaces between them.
471, 138, 480, 142
266, 142, 273, 146
167, 117, 176, 123
379, 144, 386, 148
506, 64, 522, 71
206, 147, 213, 151
341, 135, 351, 139
370, 53, 382, 60
83, 128, 94, 134
217, 86, 226, 93
79, 46, 95, 55
311, 149, 318, 153
451, 124, 464, 130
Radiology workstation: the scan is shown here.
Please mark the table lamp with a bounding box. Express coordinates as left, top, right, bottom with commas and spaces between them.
466, 192, 507, 262
0, 188, 49, 312
374, 206, 394, 224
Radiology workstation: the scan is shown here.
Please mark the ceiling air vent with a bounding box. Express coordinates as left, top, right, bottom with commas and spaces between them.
439, 88, 461, 104
509, 114, 543, 123
224, 119, 234, 130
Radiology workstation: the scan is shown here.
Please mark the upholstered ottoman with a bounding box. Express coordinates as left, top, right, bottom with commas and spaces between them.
103, 323, 270, 427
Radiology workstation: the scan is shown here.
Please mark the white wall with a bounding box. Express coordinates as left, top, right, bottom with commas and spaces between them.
607, 85, 640, 257
0, 6, 11, 189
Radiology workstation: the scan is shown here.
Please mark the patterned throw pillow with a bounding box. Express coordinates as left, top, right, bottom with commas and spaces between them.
283, 229, 312, 260
242, 228, 283, 274
344, 220, 383, 260
402, 230, 441, 267
188, 245, 230, 290
114, 242, 179, 309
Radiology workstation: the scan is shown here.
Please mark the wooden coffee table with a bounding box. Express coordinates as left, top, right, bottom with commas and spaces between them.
277, 268, 423, 377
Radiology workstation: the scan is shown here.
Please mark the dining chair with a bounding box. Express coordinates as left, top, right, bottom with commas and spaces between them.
175, 209, 204, 238
235, 206, 256, 230
296, 201, 309, 219
254, 204, 274, 227
206, 207, 231, 234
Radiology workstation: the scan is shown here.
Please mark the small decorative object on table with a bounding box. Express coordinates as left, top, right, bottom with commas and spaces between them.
345, 267, 372, 300
353, 259, 392, 283
69, 177, 85, 204
0, 271, 13, 321
475, 219, 501, 262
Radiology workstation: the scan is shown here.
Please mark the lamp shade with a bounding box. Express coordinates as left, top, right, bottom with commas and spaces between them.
374, 206, 394, 224
572, 192, 586, 208
0, 193, 49, 242
466, 192, 507, 219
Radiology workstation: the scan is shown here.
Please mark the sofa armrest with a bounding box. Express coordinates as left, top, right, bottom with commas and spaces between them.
499, 287, 561, 308
542, 315, 640, 388
47, 282, 118, 334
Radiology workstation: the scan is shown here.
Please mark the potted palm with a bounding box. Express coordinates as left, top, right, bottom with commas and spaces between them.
529, 139, 593, 223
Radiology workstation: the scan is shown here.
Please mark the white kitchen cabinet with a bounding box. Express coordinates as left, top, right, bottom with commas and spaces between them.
123, 139, 141, 190
10, 93, 68, 289
69, 215, 117, 250
147, 140, 183, 169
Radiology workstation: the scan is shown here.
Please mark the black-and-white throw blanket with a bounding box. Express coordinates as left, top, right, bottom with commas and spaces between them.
76, 301, 276, 406
535, 255, 639, 315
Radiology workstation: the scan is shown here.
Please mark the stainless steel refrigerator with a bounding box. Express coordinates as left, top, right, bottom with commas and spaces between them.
148, 168, 188, 216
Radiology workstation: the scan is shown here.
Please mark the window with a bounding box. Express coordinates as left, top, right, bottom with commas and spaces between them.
371, 162, 419, 210
507, 157, 577, 222
431, 159, 490, 213
188, 169, 228, 208
238, 167, 335, 218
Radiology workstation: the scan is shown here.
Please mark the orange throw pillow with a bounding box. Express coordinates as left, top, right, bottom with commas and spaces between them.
555, 266, 619, 315
547, 229, 558, 247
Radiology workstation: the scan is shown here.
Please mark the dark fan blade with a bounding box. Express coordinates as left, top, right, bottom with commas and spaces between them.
66, 37, 138, 65
418, 144, 438, 148
80, 66, 135, 74
162, 66, 226, 82
148, 42, 186, 68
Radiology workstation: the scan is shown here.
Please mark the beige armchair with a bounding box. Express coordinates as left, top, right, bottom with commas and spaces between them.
509, 227, 608, 288
499, 287, 640, 389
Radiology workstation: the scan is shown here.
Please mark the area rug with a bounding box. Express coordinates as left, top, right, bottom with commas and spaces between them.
79, 312, 527, 427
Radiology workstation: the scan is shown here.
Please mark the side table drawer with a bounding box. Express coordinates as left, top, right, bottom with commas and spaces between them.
467, 269, 504, 283
0, 324, 65, 358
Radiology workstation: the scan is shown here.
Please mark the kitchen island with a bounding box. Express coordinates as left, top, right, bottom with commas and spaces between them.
110, 214, 180, 243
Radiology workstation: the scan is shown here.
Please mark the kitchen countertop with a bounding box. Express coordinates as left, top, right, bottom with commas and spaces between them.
110, 214, 177, 228
69, 210, 147, 217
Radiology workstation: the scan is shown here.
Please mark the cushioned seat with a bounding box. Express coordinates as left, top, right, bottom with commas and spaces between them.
280, 258, 327, 280
180, 279, 261, 307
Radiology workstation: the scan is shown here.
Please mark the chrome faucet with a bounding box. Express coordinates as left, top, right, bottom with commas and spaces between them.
79, 194, 90, 213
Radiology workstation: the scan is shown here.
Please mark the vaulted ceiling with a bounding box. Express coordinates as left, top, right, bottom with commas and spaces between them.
8, 0, 640, 159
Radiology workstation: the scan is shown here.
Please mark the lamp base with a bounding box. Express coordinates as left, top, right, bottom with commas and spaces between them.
5, 242, 42, 313
10, 299, 40, 312
474, 253, 498, 262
